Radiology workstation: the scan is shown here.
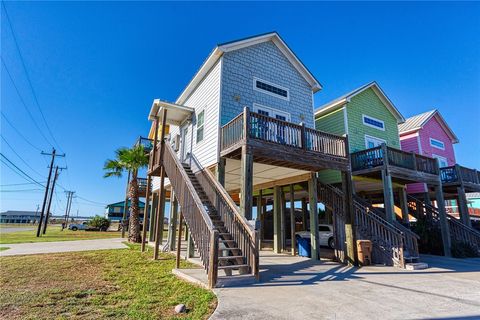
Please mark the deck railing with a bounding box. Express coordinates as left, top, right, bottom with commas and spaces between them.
440, 165, 480, 185
134, 136, 154, 153
220, 107, 347, 159
162, 143, 218, 286
189, 154, 259, 280
351, 144, 439, 175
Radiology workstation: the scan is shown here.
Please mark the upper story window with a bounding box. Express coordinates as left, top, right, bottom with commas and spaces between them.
196, 110, 205, 143
430, 138, 445, 150
253, 77, 289, 101
362, 115, 385, 131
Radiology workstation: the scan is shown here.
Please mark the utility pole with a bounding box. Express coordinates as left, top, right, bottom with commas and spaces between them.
37, 148, 56, 237
42, 166, 65, 235
62, 191, 75, 230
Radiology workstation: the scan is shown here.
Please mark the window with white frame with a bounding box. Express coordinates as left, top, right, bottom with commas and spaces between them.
365, 135, 386, 149
196, 110, 205, 143
253, 103, 291, 122
362, 115, 385, 131
253, 77, 289, 100
430, 138, 445, 150
432, 154, 448, 168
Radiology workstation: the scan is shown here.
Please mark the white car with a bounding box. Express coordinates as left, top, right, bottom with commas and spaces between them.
68, 223, 87, 231
296, 224, 335, 249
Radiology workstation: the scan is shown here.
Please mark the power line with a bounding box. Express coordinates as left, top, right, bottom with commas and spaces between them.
1, 2, 63, 152
0, 58, 54, 148
1, 135, 45, 178
76, 195, 106, 206
0, 188, 43, 193
0, 153, 45, 187
1, 182, 45, 187
0, 112, 42, 151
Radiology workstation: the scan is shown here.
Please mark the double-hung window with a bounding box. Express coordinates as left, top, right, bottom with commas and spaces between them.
196, 110, 205, 143
362, 115, 385, 131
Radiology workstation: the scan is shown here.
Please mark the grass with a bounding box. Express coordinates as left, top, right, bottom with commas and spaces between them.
0, 225, 122, 244
0, 247, 9, 251
0, 244, 217, 319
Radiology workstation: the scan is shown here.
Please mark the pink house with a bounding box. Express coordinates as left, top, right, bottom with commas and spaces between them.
398, 110, 459, 194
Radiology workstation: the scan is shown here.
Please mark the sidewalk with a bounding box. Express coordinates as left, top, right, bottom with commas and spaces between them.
0, 238, 127, 256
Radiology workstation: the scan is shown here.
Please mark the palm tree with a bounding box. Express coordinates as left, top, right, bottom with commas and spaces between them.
104, 145, 149, 243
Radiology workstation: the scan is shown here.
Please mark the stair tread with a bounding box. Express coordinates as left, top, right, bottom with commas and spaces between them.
218, 264, 249, 270
218, 255, 244, 260
219, 247, 240, 251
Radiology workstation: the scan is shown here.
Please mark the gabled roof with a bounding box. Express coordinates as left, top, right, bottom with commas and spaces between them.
176, 32, 322, 105
398, 109, 459, 143
314, 81, 405, 124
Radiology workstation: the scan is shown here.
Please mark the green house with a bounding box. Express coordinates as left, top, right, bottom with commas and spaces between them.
315, 81, 405, 185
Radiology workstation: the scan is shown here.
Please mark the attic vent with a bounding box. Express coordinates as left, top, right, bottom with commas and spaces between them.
254, 77, 289, 100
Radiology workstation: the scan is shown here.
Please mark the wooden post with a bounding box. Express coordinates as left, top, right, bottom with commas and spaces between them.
301, 198, 308, 230
149, 192, 158, 242
399, 187, 410, 225
167, 192, 178, 251
381, 144, 395, 222
280, 188, 286, 251
273, 185, 282, 254
141, 174, 152, 252
153, 108, 168, 260
342, 170, 357, 266
240, 145, 253, 220
176, 212, 184, 269
308, 173, 320, 260
289, 184, 296, 256
208, 230, 219, 288
300, 122, 306, 150
435, 184, 451, 257
258, 190, 264, 250
457, 186, 471, 227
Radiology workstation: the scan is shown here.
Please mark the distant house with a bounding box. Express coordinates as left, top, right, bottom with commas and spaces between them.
0, 210, 45, 224
104, 200, 145, 221
398, 109, 459, 195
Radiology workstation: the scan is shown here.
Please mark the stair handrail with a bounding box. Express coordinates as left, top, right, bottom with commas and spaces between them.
162, 143, 218, 286
187, 153, 259, 279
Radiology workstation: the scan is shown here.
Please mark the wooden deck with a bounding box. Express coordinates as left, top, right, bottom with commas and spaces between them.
440, 165, 480, 193
351, 145, 440, 185
220, 109, 349, 172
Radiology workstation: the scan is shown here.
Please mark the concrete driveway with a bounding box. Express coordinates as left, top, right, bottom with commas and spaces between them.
210, 252, 480, 320
0, 238, 127, 256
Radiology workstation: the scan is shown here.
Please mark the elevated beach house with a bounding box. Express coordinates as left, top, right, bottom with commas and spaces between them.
399, 110, 480, 227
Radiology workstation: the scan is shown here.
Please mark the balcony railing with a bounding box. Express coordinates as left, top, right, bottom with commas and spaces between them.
351, 145, 439, 175
220, 108, 348, 159
135, 137, 154, 153
440, 165, 480, 185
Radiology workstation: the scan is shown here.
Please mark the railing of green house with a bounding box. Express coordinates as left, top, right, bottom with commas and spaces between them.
351, 145, 438, 175
440, 165, 480, 185
408, 195, 480, 254
162, 143, 218, 287
220, 107, 347, 158
135, 136, 154, 153
188, 154, 259, 280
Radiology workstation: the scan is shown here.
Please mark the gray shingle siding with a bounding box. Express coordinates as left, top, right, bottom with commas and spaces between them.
220, 41, 314, 128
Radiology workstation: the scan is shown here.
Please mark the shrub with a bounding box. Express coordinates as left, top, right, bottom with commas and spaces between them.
89, 215, 110, 231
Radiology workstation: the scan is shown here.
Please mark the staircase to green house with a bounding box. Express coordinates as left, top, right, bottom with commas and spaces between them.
318, 181, 421, 268
407, 195, 480, 256
162, 142, 259, 288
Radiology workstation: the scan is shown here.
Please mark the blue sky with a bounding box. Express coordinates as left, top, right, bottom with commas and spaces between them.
1, 2, 479, 216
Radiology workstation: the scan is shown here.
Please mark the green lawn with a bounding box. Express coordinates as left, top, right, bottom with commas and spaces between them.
0, 247, 9, 251
0, 244, 216, 319
0, 225, 122, 244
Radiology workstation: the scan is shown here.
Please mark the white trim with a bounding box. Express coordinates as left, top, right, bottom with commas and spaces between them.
196, 109, 206, 144
342, 107, 349, 135
364, 134, 386, 149
416, 135, 423, 155
252, 103, 291, 122
253, 77, 290, 101
430, 138, 445, 150
362, 114, 385, 131
216, 57, 224, 163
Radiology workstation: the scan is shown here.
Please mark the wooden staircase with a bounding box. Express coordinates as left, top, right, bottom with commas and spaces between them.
161, 142, 259, 288
318, 181, 420, 268
407, 195, 480, 255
